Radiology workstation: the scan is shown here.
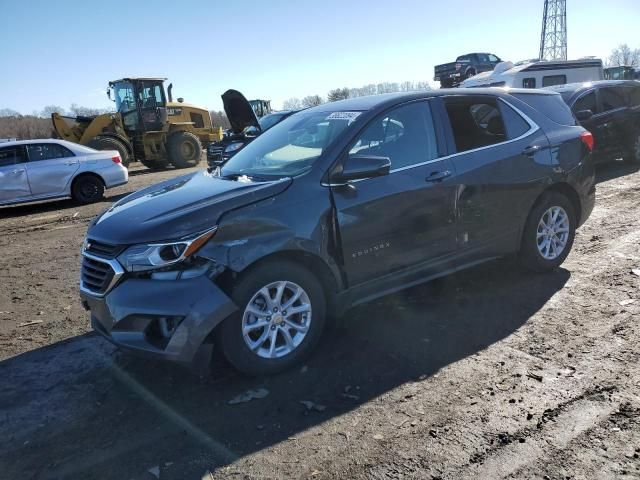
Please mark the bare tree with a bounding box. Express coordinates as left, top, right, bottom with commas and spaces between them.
607, 44, 640, 67
41, 105, 65, 118
283, 97, 304, 110
209, 110, 230, 129
0, 108, 21, 117
327, 88, 349, 102
68, 103, 113, 117
301, 95, 324, 107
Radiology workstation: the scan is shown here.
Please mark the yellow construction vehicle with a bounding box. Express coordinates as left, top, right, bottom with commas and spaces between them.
52, 77, 223, 169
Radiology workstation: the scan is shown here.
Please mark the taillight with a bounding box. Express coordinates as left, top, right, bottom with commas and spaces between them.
112, 155, 122, 164
580, 131, 594, 152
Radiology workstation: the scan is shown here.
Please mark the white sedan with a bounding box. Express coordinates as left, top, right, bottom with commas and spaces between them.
0, 139, 128, 206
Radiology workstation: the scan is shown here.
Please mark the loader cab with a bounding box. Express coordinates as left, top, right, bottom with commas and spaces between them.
110, 78, 167, 133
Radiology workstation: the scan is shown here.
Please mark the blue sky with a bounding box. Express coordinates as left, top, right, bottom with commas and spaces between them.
1, 0, 638, 114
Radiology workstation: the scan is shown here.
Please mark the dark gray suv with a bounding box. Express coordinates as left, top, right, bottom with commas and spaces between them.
80, 88, 595, 375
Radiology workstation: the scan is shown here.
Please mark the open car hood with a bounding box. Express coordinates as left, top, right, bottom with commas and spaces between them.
222, 89, 261, 134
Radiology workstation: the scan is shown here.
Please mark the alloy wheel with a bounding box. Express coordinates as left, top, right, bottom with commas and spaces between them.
241, 281, 312, 359
536, 206, 570, 260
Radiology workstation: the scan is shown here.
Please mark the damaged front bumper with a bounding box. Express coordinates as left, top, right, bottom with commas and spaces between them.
81, 274, 238, 364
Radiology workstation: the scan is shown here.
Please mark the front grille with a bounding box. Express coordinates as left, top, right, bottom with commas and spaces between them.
81, 256, 115, 295
85, 239, 121, 258
208, 145, 224, 161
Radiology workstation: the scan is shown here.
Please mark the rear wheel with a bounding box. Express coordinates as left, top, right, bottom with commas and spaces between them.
465, 68, 477, 79
624, 131, 640, 165
72, 174, 105, 204
87, 136, 131, 168
217, 261, 326, 376
167, 131, 202, 169
519, 192, 576, 272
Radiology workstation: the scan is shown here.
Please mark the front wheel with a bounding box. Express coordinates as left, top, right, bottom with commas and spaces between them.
217, 261, 326, 376
624, 132, 640, 165
519, 192, 576, 272
167, 131, 202, 169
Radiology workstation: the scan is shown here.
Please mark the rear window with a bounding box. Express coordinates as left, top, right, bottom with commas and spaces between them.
512, 93, 577, 126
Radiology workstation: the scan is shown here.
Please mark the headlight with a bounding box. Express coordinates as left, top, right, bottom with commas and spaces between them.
116, 227, 217, 272
224, 142, 244, 153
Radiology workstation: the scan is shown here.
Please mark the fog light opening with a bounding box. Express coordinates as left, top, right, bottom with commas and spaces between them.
158, 316, 183, 338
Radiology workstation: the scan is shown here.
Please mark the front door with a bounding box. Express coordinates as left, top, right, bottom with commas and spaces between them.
596, 86, 630, 159
24, 143, 79, 197
0, 145, 30, 203
138, 82, 165, 131
330, 100, 457, 287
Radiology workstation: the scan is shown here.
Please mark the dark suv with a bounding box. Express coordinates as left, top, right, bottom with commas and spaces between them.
207, 89, 298, 167
80, 89, 595, 375
546, 80, 640, 164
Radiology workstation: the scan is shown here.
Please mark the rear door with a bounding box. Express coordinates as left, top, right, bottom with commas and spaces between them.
596, 86, 631, 158
24, 143, 80, 197
330, 100, 457, 287
0, 145, 31, 203
440, 95, 550, 257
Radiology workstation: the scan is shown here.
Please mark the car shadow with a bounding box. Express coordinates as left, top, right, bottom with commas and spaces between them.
595, 160, 639, 184
0, 259, 569, 479
0, 192, 131, 219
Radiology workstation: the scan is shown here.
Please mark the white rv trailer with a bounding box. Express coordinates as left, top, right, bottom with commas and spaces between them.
461, 58, 604, 89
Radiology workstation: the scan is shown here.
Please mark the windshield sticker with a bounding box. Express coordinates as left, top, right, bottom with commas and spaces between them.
326, 111, 361, 124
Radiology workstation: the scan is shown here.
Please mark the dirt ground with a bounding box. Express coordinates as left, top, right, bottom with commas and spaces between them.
1, 160, 639, 480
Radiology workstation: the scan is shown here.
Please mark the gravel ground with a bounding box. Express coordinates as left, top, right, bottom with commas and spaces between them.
0, 161, 639, 480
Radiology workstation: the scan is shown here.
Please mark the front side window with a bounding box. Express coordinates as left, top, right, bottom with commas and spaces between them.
348, 101, 438, 170
0, 146, 24, 167
26, 143, 73, 161
113, 82, 136, 113
139, 83, 165, 108
220, 110, 353, 178
542, 75, 567, 87
444, 97, 506, 153
600, 87, 627, 111
572, 91, 597, 114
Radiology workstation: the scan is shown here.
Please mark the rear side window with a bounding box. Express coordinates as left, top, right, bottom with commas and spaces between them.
498, 101, 531, 138
542, 75, 567, 87
512, 93, 576, 126
444, 97, 507, 153
627, 86, 640, 107
573, 91, 597, 114
0, 147, 25, 167
26, 143, 74, 161
600, 87, 627, 111
522, 78, 536, 88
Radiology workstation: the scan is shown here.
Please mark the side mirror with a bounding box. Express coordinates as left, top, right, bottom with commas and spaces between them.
332, 155, 391, 183
575, 109, 594, 121
106, 88, 111, 101
177, 97, 184, 103
244, 125, 260, 136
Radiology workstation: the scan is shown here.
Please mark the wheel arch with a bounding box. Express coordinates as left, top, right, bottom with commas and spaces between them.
70, 171, 106, 195
217, 249, 343, 315
519, 182, 582, 246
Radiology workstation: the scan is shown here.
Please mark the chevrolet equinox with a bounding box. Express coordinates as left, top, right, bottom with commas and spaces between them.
80, 89, 596, 375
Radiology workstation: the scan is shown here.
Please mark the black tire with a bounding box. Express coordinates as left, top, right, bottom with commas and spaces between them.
72, 174, 105, 204
167, 131, 202, 169
624, 131, 640, 165
465, 69, 477, 79
88, 136, 131, 168
217, 261, 327, 376
519, 191, 576, 272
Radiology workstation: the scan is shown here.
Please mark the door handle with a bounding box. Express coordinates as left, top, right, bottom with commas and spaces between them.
425, 170, 452, 182
64, 161, 76, 166
10, 169, 22, 174
522, 145, 541, 156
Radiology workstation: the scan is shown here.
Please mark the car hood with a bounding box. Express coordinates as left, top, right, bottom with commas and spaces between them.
88, 171, 292, 245
222, 89, 261, 134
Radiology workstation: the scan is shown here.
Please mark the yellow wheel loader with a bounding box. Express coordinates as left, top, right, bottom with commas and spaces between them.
52, 78, 223, 169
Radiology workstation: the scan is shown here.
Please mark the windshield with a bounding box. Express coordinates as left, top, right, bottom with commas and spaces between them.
113, 81, 136, 113
220, 110, 357, 179
258, 113, 286, 131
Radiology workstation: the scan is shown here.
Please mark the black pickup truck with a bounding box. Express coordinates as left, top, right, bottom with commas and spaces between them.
434, 53, 502, 88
